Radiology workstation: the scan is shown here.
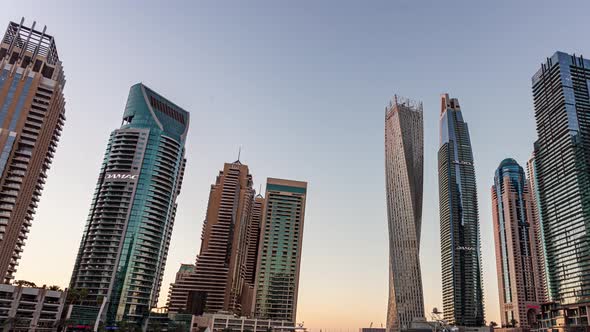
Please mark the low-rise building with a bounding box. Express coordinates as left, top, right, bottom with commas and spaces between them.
191, 313, 301, 332
359, 328, 386, 332
64, 305, 101, 331
0, 284, 67, 332
535, 302, 590, 332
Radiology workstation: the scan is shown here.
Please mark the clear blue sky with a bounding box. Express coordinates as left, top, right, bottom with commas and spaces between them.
2, 1, 590, 330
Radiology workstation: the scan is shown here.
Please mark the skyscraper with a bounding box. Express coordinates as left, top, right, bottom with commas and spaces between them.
167, 161, 255, 316
492, 158, 544, 328
242, 194, 265, 314
526, 154, 549, 304
384, 95, 425, 331
532, 51, 590, 305
254, 178, 307, 323
438, 94, 484, 327
69, 83, 189, 324
0, 19, 66, 281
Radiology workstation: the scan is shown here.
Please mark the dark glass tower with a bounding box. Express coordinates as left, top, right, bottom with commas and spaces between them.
384, 95, 425, 331
438, 94, 484, 327
532, 52, 590, 305
0, 19, 66, 281
70, 83, 189, 325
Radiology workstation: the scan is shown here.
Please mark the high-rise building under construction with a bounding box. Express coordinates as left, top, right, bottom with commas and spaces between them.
384, 95, 425, 331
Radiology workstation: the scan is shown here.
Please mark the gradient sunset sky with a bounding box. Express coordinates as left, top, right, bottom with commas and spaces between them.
2, 1, 590, 331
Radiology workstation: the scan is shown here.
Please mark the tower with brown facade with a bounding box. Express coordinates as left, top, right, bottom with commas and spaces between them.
0, 19, 66, 281
492, 158, 545, 328
167, 161, 256, 316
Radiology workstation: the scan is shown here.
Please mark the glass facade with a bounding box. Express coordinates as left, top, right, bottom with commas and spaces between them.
438, 94, 485, 327
532, 51, 590, 305
526, 155, 550, 303
254, 178, 307, 323
69, 83, 189, 325
384, 96, 425, 331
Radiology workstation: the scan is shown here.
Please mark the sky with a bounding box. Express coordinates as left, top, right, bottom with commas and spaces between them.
2, 0, 590, 330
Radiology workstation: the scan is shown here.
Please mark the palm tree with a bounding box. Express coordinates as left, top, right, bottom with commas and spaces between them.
79, 288, 89, 304
509, 319, 518, 327
66, 289, 80, 304
66, 288, 90, 305
48, 285, 62, 291
14, 280, 36, 287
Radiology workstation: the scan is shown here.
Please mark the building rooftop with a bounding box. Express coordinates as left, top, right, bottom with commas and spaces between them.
385, 94, 423, 117
2, 18, 59, 65
532, 51, 590, 85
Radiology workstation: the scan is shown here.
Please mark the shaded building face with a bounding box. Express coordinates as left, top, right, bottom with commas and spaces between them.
526, 155, 550, 304
384, 95, 425, 331
0, 20, 66, 281
438, 94, 485, 327
69, 83, 189, 324
254, 178, 307, 323
167, 161, 255, 316
242, 194, 265, 315
532, 52, 590, 305
492, 158, 544, 328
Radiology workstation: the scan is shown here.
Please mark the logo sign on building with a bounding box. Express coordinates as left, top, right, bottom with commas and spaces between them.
104, 173, 138, 181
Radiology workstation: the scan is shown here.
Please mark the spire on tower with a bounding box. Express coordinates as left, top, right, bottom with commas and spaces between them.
234, 146, 242, 165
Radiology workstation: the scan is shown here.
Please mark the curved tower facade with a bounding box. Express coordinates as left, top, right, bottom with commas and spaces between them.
492, 159, 544, 328
70, 83, 189, 325
438, 94, 484, 327
384, 95, 425, 331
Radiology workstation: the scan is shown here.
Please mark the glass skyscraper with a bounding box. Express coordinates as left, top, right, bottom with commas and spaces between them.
526, 154, 550, 304
438, 94, 484, 327
254, 178, 307, 323
491, 158, 545, 328
0, 19, 66, 281
69, 83, 189, 325
532, 51, 590, 305
384, 95, 425, 331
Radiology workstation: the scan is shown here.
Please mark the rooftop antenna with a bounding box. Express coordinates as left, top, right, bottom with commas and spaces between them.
234, 146, 242, 164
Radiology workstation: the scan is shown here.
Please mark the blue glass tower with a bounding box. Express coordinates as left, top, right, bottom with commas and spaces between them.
70, 83, 189, 325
